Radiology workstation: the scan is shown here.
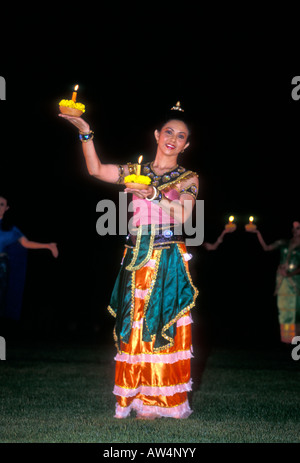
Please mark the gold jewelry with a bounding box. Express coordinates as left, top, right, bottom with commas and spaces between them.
171, 101, 184, 112
78, 130, 94, 142
116, 165, 125, 184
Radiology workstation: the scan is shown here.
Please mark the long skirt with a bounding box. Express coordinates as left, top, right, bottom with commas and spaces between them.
111, 243, 196, 419
0, 254, 9, 317
277, 276, 300, 343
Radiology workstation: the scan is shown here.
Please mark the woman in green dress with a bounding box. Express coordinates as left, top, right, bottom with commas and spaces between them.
247, 221, 300, 343
59, 103, 199, 419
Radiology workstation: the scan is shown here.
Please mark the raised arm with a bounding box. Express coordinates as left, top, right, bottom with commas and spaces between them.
203, 226, 236, 251
19, 237, 59, 258
246, 228, 280, 251
58, 114, 129, 183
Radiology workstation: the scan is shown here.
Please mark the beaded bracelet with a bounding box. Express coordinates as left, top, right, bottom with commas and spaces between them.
116, 165, 125, 184
79, 130, 94, 143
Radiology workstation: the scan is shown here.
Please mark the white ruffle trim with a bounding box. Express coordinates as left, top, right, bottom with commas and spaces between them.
114, 398, 192, 419
114, 348, 193, 365
113, 378, 192, 398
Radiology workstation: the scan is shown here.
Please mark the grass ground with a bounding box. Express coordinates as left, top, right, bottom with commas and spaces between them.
0, 338, 299, 444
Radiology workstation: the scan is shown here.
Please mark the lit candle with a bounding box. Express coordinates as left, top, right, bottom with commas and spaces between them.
136, 155, 143, 176
245, 216, 257, 231
225, 215, 236, 230
72, 84, 79, 102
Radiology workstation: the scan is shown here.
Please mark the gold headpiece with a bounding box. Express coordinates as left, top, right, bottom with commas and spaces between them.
171, 101, 184, 112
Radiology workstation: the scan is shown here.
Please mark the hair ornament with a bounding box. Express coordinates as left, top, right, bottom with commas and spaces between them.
171, 101, 184, 112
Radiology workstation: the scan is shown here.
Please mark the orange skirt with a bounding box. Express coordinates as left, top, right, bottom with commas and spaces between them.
113, 244, 194, 419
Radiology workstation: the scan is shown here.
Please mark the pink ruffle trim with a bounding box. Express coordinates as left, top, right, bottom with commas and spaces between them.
114, 349, 193, 365
114, 398, 192, 419
135, 288, 149, 299
131, 314, 193, 330
176, 313, 193, 327
113, 379, 192, 398
132, 319, 143, 329
144, 258, 156, 268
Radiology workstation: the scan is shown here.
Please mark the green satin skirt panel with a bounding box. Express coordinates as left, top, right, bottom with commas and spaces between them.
276, 274, 300, 324
108, 241, 198, 353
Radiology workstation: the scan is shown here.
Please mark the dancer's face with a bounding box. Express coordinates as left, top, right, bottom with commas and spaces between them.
0, 197, 9, 219
154, 120, 190, 158
292, 224, 300, 238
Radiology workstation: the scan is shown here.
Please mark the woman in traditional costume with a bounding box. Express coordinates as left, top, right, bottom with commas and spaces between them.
0, 195, 58, 321
59, 103, 199, 419
246, 221, 300, 343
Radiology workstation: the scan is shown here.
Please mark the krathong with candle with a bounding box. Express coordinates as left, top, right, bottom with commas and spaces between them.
124, 155, 151, 189
59, 85, 85, 117
225, 215, 237, 231
245, 216, 257, 231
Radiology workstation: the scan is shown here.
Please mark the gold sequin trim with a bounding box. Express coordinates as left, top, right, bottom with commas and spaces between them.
107, 305, 116, 318
126, 224, 156, 271
158, 171, 198, 191
152, 244, 199, 353
142, 249, 162, 344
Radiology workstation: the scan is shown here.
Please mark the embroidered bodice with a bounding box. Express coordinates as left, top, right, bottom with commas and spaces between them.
127, 162, 198, 227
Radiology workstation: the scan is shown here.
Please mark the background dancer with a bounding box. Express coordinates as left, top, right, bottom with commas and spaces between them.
0, 195, 58, 326
246, 221, 300, 343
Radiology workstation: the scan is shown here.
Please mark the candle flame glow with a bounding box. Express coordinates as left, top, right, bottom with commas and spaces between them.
229, 215, 234, 222
249, 216, 254, 223
138, 155, 143, 164
74, 85, 79, 91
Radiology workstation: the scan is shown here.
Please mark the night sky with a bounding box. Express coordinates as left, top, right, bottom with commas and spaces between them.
1, 18, 299, 346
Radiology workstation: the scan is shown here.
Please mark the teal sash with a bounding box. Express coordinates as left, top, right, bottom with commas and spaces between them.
108, 230, 198, 352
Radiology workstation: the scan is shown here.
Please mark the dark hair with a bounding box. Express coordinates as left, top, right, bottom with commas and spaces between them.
0, 194, 13, 231
155, 104, 192, 139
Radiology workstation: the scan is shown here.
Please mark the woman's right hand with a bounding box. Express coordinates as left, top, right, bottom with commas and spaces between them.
58, 114, 90, 133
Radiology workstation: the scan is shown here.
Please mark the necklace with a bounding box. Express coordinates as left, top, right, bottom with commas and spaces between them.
150, 161, 178, 176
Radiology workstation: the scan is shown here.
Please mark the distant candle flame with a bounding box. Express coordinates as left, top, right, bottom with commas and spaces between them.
74, 85, 79, 91
229, 215, 234, 222
138, 155, 143, 164
249, 216, 254, 223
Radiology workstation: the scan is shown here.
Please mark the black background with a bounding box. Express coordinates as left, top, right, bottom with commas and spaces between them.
1, 11, 299, 348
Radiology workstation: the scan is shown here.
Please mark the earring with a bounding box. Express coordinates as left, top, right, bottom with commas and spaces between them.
181, 150, 185, 154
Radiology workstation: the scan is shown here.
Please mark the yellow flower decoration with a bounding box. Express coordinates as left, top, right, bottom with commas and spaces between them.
124, 174, 151, 185
59, 99, 86, 113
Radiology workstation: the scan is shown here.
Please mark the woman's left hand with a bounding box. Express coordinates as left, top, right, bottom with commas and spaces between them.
124, 185, 154, 199
48, 243, 59, 258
